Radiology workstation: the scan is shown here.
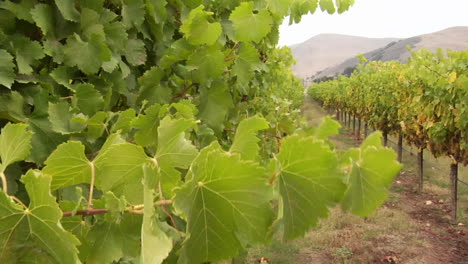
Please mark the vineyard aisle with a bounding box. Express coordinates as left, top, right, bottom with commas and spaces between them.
247, 99, 468, 263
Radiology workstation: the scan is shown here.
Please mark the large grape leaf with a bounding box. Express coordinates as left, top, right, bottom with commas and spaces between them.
27, 115, 68, 165
198, 80, 233, 133
180, 5, 222, 46
131, 103, 165, 147
48, 102, 86, 134
122, 0, 145, 30
31, 3, 54, 37
174, 142, 273, 264
54, 0, 80, 22
341, 132, 402, 216
63, 33, 111, 75
94, 140, 149, 204
186, 45, 226, 84
0, 123, 33, 172
229, 2, 273, 43
0, 0, 35, 23
81, 214, 142, 264
141, 164, 172, 264
232, 42, 262, 86
277, 135, 345, 240
137, 67, 172, 105
0, 170, 80, 263
0, 49, 15, 88
11, 37, 45, 74
125, 38, 147, 66
229, 116, 269, 160
74, 83, 104, 116
42, 141, 92, 190
155, 116, 198, 169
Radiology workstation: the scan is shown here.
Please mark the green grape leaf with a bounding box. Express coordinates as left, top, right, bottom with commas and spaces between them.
319, 0, 336, 14
43, 39, 65, 64
125, 38, 147, 66
111, 108, 136, 134
277, 135, 345, 240
159, 39, 193, 69
0, 170, 80, 263
48, 102, 86, 134
31, 3, 54, 37
122, 0, 145, 30
0, 0, 35, 23
174, 142, 273, 263
341, 133, 402, 216
74, 83, 104, 116
0, 49, 15, 88
229, 2, 273, 43
131, 104, 164, 147
314, 116, 341, 139
141, 164, 172, 264
54, 0, 80, 22
137, 67, 172, 105
230, 116, 269, 160
266, 0, 291, 16
94, 141, 148, 204
0, 91, 25, 122
85, 111, 108, 142
180, 5, 222, 46
232, 42, 261, 85
104, 21, 128, 52
0, 123, 33, 171
27, 115, 68, 165
42, 141, 92, 190
336, 0, 355, 13
80, 8, 105, 39
50, 66, 76, 90
64, 33, 111, 75
156, 116, 198, 169
198, 80, 233, 133
12, 37, 45, 74
186, 45, 226, 84
82, 214, 142, 264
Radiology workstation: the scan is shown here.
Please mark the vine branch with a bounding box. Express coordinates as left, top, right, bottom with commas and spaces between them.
0, 171, 7, 194
62, 200, 173, 217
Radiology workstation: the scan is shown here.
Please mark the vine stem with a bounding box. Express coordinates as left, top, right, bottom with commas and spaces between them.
0, 171, 7, 194
62, 200, 173, 217
87, 162, 95, 209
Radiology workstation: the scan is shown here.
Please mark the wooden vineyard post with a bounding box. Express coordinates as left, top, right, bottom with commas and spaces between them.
356, 119, 361, 140
397, 134, 403, 163
450, 160, 458, 222
417, 148, 424, 193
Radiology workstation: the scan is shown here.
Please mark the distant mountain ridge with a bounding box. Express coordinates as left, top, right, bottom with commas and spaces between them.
291, 26, 468, 80
290, 34, 398, 78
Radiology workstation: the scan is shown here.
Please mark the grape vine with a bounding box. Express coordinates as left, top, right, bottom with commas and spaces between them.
0, 1, 403, 263
309, 49, 467, 221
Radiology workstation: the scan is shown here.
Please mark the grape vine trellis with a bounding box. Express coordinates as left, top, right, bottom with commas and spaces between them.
0, 1, 401, 263
309, 49, 467, 221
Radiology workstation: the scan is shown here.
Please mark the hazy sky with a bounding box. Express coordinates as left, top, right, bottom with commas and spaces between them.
279, 0, 468, 46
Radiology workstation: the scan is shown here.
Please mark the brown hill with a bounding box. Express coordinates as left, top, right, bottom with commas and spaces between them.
290, 34, 399, 78
313, 27, 468, 79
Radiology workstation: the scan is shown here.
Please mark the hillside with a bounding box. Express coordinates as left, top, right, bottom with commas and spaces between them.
313, 26, 468, 79
290, 34, 399, 78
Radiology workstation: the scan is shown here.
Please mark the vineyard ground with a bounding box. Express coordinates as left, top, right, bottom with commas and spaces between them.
244, 99, 467, 264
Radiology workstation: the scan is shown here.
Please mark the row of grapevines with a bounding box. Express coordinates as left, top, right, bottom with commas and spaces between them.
0, 0, 402, 263
309, 49, 467, 220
